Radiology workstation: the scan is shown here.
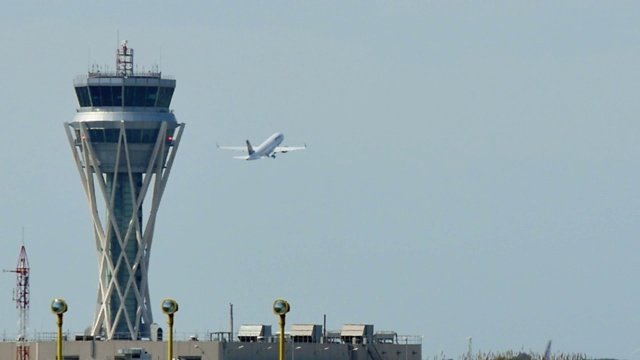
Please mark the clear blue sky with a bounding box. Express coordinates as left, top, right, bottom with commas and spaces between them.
0, 1, 638, 358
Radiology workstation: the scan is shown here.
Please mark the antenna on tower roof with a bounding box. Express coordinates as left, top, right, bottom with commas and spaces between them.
116, 40, 134, 77
3, 241, 31, 360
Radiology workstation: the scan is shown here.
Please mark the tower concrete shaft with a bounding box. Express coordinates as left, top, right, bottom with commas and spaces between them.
64, 41, 184, 340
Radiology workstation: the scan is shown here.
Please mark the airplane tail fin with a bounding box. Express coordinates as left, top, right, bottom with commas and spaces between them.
246, 140, 255, 155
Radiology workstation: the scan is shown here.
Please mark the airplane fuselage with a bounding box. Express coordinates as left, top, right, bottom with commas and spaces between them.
248, 132, 285, 160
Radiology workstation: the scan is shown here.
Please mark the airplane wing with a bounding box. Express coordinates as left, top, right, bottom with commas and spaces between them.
273, 145, 307, 153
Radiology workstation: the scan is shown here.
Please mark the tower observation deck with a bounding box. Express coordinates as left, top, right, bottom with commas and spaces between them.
64, 41, 185, 340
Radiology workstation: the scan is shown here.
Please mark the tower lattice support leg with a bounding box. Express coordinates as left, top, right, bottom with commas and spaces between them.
64, 121, 184, 340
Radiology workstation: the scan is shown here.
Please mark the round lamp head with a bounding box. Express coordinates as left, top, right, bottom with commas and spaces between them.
273, 299, 290, 315
51, 298, 68, 315
161, 298, 179, 315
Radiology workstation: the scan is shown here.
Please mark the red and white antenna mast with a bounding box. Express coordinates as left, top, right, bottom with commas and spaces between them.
4, 243, 30, 360
116, 40, 134, 76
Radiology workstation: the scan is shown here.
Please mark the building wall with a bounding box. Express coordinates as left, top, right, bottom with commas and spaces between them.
0, 340, 421, 360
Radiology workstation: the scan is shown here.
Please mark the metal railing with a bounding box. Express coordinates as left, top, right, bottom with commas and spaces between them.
0, 331, 423, 344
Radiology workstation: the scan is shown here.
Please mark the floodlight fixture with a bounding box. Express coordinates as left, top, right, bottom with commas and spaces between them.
51, 298, 68, 315
273, 299, 290, 315
161, 298, 179, 315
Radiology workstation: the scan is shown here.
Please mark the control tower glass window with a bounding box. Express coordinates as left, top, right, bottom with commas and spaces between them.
141, 129, 160, 143
124, 86, 159, 107
89, 129, 106, 142
125, 129, 161, 144
75, 87, 91, 107
76, 85, 174, 108
83, 128, 166, 144
90, 86, 122, 107
104, 129, 120, 142
156, 87, 175, 108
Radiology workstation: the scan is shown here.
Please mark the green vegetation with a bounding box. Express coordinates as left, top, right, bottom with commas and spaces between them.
427, 350, 597, 360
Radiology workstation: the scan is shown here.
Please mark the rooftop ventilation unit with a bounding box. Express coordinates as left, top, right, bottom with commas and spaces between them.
291, 324, 322, 343
237, 325, 272, 342
341, 324, 374, 344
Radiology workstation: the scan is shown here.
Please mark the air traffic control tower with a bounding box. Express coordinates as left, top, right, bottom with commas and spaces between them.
64, 41, 185, 340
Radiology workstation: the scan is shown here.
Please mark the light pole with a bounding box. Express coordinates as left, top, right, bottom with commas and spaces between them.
161, 298, 179, 360
51, 298, 68, 360
273, 299, 291, 360
195, 344, 206, 360
404, 336, 409, 360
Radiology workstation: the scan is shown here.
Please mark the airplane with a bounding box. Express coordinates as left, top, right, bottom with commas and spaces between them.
216, 132, 306, 160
